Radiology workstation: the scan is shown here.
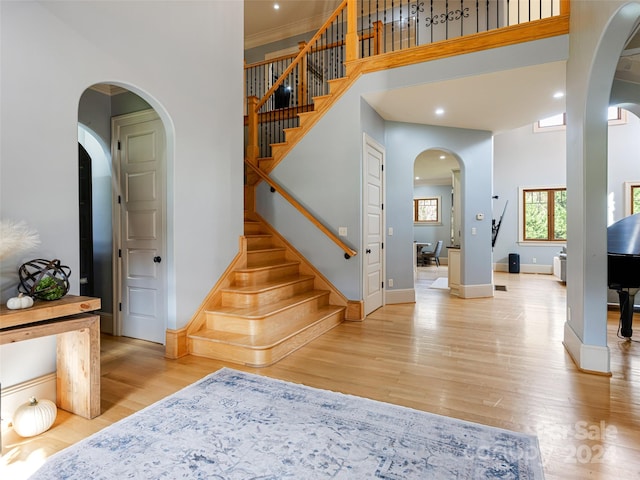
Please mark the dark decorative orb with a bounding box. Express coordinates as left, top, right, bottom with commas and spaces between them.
18, 259, 71, 301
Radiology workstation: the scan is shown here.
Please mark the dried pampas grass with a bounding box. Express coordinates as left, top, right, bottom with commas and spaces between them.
0, 220, 41, 261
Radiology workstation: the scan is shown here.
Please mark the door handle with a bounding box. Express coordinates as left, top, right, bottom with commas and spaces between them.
366, 249, 371, 254
153, 256, 162, 263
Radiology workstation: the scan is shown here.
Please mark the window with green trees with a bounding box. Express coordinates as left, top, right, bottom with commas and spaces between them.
632, 185, 640, 215
414, 197, 439, 223
523, 188, 566, 241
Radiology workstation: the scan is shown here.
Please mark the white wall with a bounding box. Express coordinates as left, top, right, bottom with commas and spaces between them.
493, 112, 640, 272
0, 1, 243, 388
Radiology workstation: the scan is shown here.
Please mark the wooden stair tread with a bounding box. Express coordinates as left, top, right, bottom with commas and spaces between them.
245, 233, 271, 239
247, 246, 285, 253
207, 289, 330, 319
237, 259, 300, 272
191, 305, 344, 349
222, 274, 314, 295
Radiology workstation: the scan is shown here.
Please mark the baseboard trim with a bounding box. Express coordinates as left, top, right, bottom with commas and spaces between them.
385, 288, 415, 304
1, 373, 57, 425
460, 283, 494, 298
563, 322, 611, 375
494, 263, 553, 274
99, 311, 114, 335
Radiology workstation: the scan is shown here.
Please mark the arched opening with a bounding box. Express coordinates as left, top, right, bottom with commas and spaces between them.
78, 84, 172, 345
565, 2, 640, 372
413, 148, 460, 288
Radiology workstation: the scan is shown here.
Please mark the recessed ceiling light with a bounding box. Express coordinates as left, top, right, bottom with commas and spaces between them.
439, 155, 446, 160
415, 176, 420, 180
553, 91, 564, 99
273, 3, 280, 10
435, 108, 445, 115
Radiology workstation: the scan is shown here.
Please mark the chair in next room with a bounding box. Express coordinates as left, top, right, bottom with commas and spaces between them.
422, 240, 443, 267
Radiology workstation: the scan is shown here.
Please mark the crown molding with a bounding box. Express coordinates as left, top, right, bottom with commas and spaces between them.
89, 84, 128, 96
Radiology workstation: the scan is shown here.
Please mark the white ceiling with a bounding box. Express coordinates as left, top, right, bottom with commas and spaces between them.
245, 0, 342, 49
245, 3, 640, 182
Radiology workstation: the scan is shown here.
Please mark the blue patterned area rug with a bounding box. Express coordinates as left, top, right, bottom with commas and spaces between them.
31, 368, 544, 479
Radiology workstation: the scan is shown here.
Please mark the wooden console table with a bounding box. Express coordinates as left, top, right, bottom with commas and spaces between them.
0, 295, 101, 419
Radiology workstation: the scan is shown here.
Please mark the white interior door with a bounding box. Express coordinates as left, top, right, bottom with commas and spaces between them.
113, 110, 166, 344
363, 134, 385, 316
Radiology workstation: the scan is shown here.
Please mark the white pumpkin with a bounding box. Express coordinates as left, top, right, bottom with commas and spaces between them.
6, 293, 34, 310
13, 396, 57, 437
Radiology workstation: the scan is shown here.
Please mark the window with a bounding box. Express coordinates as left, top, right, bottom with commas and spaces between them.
624, 182, 640, 216
633, 185, 640, 215
521, 187, 566, 242
414, 197, 440, 223
535, 107, 626, 131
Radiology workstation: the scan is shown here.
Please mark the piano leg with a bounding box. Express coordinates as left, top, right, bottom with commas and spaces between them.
617, 289, 637, 338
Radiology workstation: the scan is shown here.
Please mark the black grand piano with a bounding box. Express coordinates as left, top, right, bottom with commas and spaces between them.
607, 213, 640, 338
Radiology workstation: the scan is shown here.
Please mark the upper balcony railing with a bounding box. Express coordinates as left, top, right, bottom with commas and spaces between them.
357, 0, 564, 56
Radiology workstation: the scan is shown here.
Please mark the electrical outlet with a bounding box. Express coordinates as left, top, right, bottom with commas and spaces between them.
338, 227, 347, 237
532, 257, 537, 264
388, 279, 394, 287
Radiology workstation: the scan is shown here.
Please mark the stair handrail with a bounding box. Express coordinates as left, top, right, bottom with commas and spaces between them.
245, 159, 357, 259
255, 0, 350, 113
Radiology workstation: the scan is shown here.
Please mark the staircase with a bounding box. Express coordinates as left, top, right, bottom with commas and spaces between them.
187, 216, 346, 366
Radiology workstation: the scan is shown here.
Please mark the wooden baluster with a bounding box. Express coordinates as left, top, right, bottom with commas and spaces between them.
246, 96, 259, 165
373, 20, 383, 55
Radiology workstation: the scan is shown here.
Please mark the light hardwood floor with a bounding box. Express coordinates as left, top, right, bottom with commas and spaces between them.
2, 269, 639, 479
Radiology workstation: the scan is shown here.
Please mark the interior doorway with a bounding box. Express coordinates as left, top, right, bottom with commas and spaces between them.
412, 148, 460, 272
78, 85, 167, 344
78, 143, 94, 297
112, 109, 167, 345
363, 134, 385, 316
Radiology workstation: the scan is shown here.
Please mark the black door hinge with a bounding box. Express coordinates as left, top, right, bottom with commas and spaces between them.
119, 302, 122, 312
118, 195, 122, 204
117, 141, 121, 150
382, 281, 384, 289
118, 249, 122, 258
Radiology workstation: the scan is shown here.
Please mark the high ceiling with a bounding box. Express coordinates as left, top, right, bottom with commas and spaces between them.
245, 2, 640, 182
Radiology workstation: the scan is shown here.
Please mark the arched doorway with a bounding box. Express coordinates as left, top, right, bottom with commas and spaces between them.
564, 2, 640, 373
78, 84, 170, 345
413, 148, 460, 270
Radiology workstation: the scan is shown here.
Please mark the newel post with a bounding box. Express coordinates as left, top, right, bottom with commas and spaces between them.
345, 0, 358, 62
246, 96, 259, 164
